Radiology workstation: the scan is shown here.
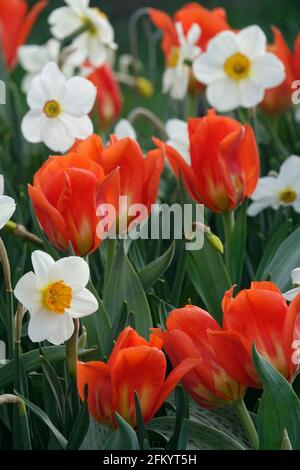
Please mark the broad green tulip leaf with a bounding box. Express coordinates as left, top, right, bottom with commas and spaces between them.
186, 240, 231, 324
138, 241, 175, 291
256, 226, 300, 290
253, 346, 300, 450
148, 416, 245, 450
103, 413, 140, 450
104, 242, 152, 338
255, 219, 292, 281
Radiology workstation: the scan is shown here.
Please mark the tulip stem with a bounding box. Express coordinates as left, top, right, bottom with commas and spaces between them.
221, 211, 235, 281
235, 398, 259, 450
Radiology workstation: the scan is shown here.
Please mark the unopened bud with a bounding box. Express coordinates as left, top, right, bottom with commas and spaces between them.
206, 232, 224, 254
136, 77, 154, 98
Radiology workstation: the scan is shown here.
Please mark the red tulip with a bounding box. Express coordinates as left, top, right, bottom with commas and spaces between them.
87, 63, 122, 129
153, 306, 245, 408
29, 135, 164, 254
73, 135, 164, 230
77, 327, 200, 428
261, 28, 299, 114
28, 152, 112, 256
149, 4, 230, 63
208, 282, 300, 388
154, 110, 259, 212
0, 0, 47, 70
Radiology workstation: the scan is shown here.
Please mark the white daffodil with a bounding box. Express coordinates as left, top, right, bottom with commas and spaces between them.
18, 39, 75, 93
193, 25, 285, 112
21, 62, 96, 153
165, 119, 191, 165
0, 175, 16, 229
248, 155, 300, 216
283, 268, 300, 301
163, 22, 201, 100
114, 119, 137, 140
48, 0, 117, 68
14, 251, 98, 345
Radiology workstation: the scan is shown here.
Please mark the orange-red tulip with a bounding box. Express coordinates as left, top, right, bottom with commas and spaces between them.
154, 110, 259, 212
261, 28, 300, 114
73, 134, 164, 227
153, 306, 245, 408
0, 0, 47, 70
87, 63, 122, 129
28, 152, 111, 256
208, 282, 300, 388
77, 327, 200, 428
149, 3, 230, 63
29, 136, 164, 254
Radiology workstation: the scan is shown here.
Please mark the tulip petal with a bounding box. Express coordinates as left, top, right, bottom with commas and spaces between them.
108, 327, 150, 368
208, 329, 259, 388
77, 361, 114, 426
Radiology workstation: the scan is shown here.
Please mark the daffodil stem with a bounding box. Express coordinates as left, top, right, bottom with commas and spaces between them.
221, 211, 235, 281
235, 398, 259, 450
103, 238, 116, 294
0, 237, 14, 358
66, 319, 79, 380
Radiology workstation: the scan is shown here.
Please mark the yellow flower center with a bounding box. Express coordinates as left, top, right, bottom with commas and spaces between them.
81, 9, 106, 36
43, 100, 61, 118
224, 52, 251, 81
279, 188, 297, 204
168, 47, 180, 68
42, 281, 72, 314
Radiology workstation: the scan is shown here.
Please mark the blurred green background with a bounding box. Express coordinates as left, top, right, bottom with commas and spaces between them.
27, 0, 300, 48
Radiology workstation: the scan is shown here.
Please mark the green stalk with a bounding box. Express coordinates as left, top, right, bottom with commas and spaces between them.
66, 319, 80, 379
221, 211, 235, 281
0, 237, 14, 358
235, 398, 259, 450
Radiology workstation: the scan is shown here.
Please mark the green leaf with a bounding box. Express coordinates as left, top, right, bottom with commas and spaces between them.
106, 301, 128, 357
14, 392, 67, 449
80, 418, 113, 450
252, 346, 300, 450
104, 242, 152, 338
231, 203, 247, 286
13, 400, 32, 450
104, 413, 140, 450
66, 399, 90, 450
0, 346, 96, 389
134, 392, 150, 449
255, 219, 292, 281
260, 226, 300, 290
138, 242, 175, 291
82, 281, 112, 359
166, 386, 189, 450
148, 417, 245, 450
40, 354, 65, 427
186, 240, 231, 324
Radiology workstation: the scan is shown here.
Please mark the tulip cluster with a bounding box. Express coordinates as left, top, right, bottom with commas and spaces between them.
29, 135, 164, 255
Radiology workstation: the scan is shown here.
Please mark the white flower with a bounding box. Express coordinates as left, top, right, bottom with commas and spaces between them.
163, 22, 201, 100
18, 39, 75, 93
248, 155, 300, 216
48, 0, 117, 68
0, 175, 16, 229
114, 119, 137, 140
283, 268, 300, 301
165, 119, 190, 165
21, 62, 96, 153
14, 251, 98, 345
193, 25, 285, 112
